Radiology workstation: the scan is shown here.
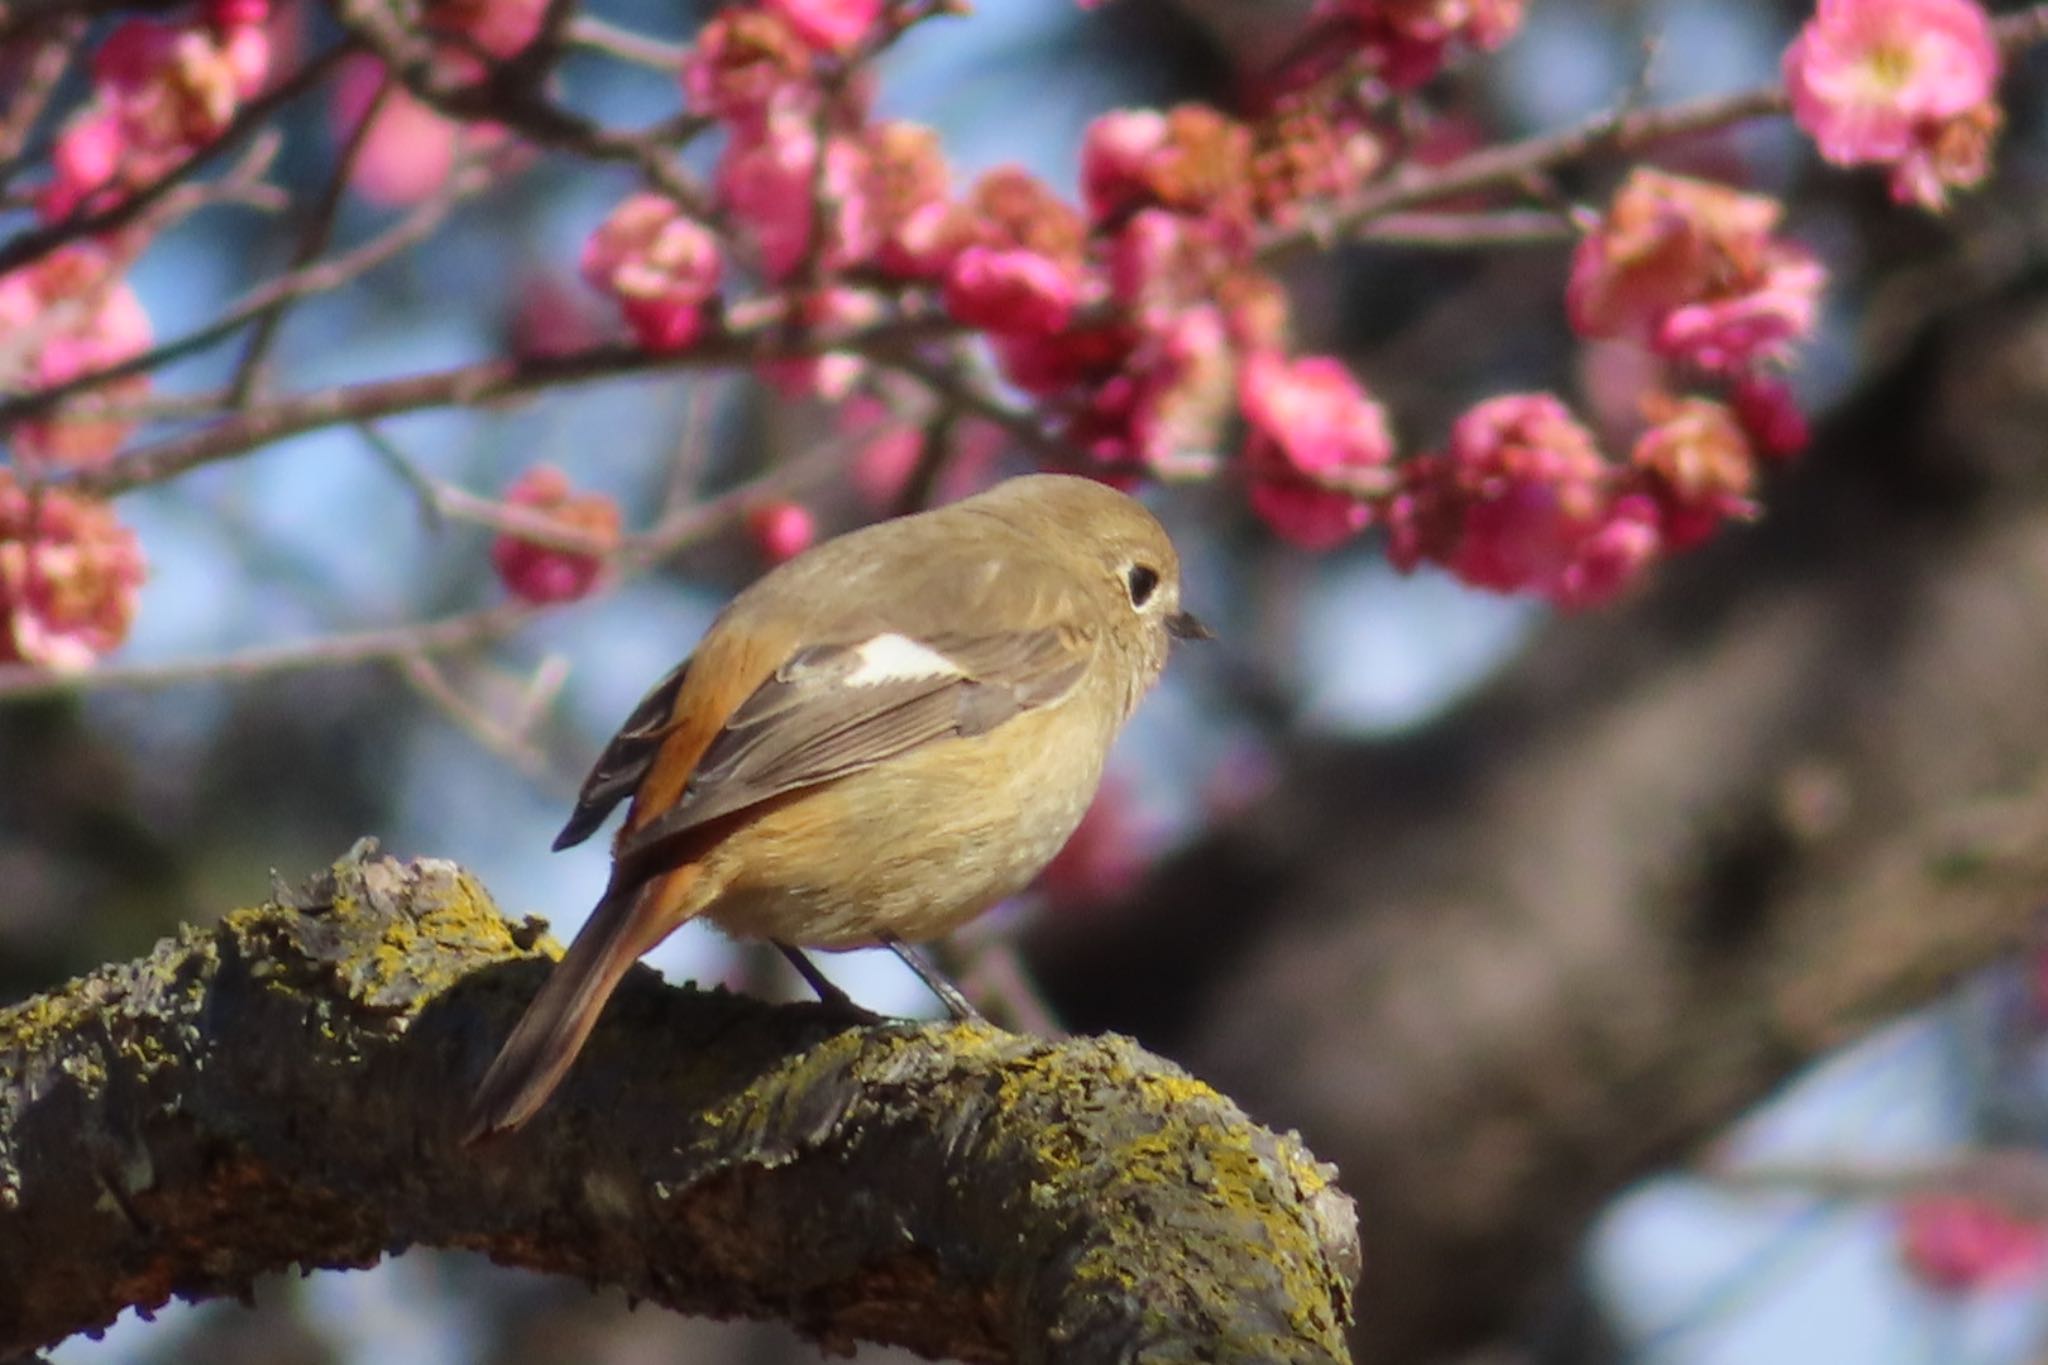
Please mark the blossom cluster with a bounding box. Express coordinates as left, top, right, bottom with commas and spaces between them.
559, 0, 1844, 609
1785, 0, 2004, 211
41, 0, 272, 223
0, 472, 146, 672
4, 0, 2032, 662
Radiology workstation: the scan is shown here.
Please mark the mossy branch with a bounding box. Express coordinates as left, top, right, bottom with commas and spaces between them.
0, 842, 1359, 1363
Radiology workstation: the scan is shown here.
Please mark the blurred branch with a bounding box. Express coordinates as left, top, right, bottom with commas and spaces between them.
0, 439, 846, 702
61, 301, 955, 497
565, 15, 689, 70
0, 845, 1360, 1363
1715, 1150, 2048, 1219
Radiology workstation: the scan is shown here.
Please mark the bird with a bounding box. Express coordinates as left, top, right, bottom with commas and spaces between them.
464, 473, 1208, 1139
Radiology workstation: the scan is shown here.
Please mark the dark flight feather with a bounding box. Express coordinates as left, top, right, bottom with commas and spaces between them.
551, 658, 692, 851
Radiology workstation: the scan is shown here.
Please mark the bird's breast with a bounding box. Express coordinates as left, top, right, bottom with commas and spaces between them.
697, 700, 1113, 949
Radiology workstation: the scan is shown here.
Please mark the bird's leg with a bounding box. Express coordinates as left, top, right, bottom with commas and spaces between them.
775, 941, 859, 1011
882, 935, 985, 1023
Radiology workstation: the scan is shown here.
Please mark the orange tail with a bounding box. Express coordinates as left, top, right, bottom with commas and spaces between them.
463, 867, 698, 1141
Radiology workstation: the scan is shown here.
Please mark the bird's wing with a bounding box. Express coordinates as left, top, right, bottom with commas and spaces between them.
611, 625, 1091, 876
551, 657, 693, 852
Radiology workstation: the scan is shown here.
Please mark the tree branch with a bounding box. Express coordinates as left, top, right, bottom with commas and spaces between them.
0, 843, 1360, 1363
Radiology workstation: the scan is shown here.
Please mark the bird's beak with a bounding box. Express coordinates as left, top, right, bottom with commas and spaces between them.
1167, 610, 1214, 641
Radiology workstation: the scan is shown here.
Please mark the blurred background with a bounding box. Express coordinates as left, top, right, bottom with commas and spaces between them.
7, 0, 2048, 1361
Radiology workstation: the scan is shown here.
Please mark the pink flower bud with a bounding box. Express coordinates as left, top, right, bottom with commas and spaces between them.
489, 467, 621, 605
746, 500, 817, 564
0, 473, 146, 671
1730, 375, 1811, 460
580, 193, 722, 352
1898, 1196, 2048, 1294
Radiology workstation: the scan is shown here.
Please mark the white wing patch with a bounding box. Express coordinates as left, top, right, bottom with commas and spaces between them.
842, 633, 965, 688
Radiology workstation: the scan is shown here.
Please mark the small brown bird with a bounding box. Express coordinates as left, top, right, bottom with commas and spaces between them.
465, 473, 1207, 1139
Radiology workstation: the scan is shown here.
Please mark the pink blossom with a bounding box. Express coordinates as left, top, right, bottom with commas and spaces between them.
992, 323, 1134, 397
1556, 495, 1662, 609
1247, 86, 1386, 228
864, 121, 960, 281
1785, 0, 2000, 205
1886, 100, 2002, 210
1238, 352, 1395, 550
42, 16, 267, 221
580, 193, 723, 352
1309, 0, 1527, 89
1897, 1196, 2048, 1293
943, 246, 1080, 336
329, 54, 509, 208
962, 166, 1088, 265
1387, 393, 1660, 607
1065, 307, 1235, 477
1567, 169, 1825, 373
1627, 395, 1758, 551
0, 246, 154, 470
489, 467, 621, 605
764, 0, 882, 54
717, 110, 873, 282
682, 10, 816, 127
1074, 105, 1251, 226
1655, 251, 1826, 373
0, 473, 146, 671
747, 500, 817, 563
1110, 209, 1223, 327
1081, 109, 1170, 223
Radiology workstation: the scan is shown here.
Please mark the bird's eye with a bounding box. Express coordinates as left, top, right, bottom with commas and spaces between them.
1125, 564, 1160, 608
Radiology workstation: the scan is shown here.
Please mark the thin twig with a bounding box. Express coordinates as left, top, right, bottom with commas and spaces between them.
0, 446, 846, 701
566, 16, 690, 70
229, 67, 399, 403
399, 654, 565, 784
1355, 209, 1576, 248
67, 302, 958, 497
0, 164, 492, 426
0, 599, 540, 701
